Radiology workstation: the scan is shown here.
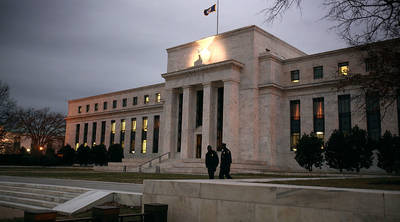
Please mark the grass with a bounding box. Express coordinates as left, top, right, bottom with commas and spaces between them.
266, 177, 400, 191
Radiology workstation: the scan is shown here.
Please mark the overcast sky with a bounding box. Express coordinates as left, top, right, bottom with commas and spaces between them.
0, 0, 347, 114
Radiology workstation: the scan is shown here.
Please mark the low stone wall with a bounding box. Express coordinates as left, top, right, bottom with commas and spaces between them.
142, 179, 400, 222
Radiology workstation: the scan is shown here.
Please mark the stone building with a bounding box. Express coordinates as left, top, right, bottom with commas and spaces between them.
65, 25, 399, 172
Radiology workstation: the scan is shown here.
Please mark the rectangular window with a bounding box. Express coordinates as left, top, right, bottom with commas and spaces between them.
112, 100, 117, 109
110, 120, 116, 146
156, 93, 161, 103
365, 58, 376, 72
366, 94, 381, 140
94, 103, 98, 111
313, 97, 325, 139
100, 121, 106, 145
217, 87, 224, 150
338, 62, 349, 76
75, 124, 80, 150
196, 90, 203, 127
144, 95, 149, 104
103, 102, 108, 110
83, 123, 88, 146
313, 66, 323, 79
122, 98, 127, 107
338, 95, 351, 133
290, 100, 300, 151
133, 97, 138, 105
153, 115, 160, 153
86, 105, 90, 113
92, 122, 97, 147
291, 70, 300, 82
141, 117, 148, 153
398, 92, 400, 135
177, 93, 183, 152
130, 118, 136, 153
78, 106, 82, 114
120, 119, 125, 148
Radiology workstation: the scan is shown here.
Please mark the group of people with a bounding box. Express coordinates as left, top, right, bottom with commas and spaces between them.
205, 143, 232, 179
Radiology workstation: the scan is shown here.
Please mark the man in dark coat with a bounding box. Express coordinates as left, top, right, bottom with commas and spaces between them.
219, 143, 232, 179
205, 145, 219, 179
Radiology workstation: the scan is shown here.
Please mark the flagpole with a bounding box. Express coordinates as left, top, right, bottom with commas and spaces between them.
217, 0, 219, 35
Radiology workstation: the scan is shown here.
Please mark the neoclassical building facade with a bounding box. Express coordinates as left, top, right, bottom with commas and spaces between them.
65, 26, 399, 171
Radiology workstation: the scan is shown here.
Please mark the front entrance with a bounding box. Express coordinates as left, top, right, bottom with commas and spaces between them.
196, 135, 202, 158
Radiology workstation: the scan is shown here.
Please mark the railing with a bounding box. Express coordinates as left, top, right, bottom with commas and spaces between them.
138, 152, 171, 173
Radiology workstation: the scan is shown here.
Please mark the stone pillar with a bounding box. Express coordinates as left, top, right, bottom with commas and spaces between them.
136, 117, 143, 154
162, 89, 177, 156
201, 82, 216, 157
124, 119, 132, 157
79, 122, 84, 147
104, 120, 111, 149
87, 121, 93, 147
223, 80, 240, 161
181, 86, 195, 159
95, 121, 101, 146
115, 120, 121, 147
147, 115, 154, 154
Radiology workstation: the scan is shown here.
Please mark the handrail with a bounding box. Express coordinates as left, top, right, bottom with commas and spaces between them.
138, 152, 171, 172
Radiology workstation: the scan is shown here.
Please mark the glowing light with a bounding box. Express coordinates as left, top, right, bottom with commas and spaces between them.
292, 79, 299, 83
316, 132, 324, 135
193, 36, 215, 65
26, 148, 31, 152
39, 146, 44, 151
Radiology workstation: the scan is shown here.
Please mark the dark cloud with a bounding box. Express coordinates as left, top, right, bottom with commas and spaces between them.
0, 0, 346, 114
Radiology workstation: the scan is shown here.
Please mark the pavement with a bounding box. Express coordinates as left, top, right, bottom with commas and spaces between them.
0, 176, 144, 193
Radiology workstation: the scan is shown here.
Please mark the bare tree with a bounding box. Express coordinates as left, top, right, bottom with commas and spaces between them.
15, 108, 65, 151
0, 81, 16, 142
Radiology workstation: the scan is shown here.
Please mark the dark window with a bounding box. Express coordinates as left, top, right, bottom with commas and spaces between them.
122, 98, 127, 107
103, 102, 108, 110
83, 123, 88, 146
86, 105, 90, 113
112, 100, 117, 109
313, 66, 323, 79
130, 118, 136, 153
153, 115, 160, 153
338, 95, 351, 133
177, 93, 183, 152
291, 70, 300, 82
133, 97, 138, 105
365, 58, 377, 72
366, 94, 381, 140
92, 122, 97, 146
144, 95, 149, 104
120, 119, 126, 148
110, 120, 116, 146
338, 62, 349, 76
141, 117, 148, 153
196, 90, 203, 127
78, 106, 82, 114
94, 103, 98, 111
398, 92, 400, 135
290, 100, 300, 151
313, 97, 325, 139
100, 121, 106, 145
75, 124, 80, 149
217, 87, 224, 150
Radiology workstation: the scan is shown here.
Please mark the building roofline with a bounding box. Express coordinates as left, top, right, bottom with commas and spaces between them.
68, 82, 165, 103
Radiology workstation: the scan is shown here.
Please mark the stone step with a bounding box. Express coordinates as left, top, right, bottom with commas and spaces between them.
0, 200, 50, 211
0, 194, 59, 209
0, 182, 87, 194
0, 184, 80, 199
0, 190, 71, 204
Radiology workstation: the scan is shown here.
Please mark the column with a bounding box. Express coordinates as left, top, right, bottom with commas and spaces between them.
181, 86, 195, 159
115, 120, 121, 147
87, 121, 93, 147
104, 120, 111, 149
201, 82, 216, 157
135, 117, 143, 154
223, 80, 240, 161
124, 119, 131, 158
161, 89, 177, 156
147, 115, 154, 154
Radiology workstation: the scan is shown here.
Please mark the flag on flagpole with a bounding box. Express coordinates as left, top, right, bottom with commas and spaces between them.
204, 4, 216, 16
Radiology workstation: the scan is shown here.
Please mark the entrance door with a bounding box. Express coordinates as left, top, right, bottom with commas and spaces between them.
196, 135, 202, 159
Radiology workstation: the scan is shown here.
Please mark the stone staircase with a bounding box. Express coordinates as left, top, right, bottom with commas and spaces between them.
0, 182, 88, 212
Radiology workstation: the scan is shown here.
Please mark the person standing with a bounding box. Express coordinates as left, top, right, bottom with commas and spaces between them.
205, 145, 219, 179
219, 143, 232, 179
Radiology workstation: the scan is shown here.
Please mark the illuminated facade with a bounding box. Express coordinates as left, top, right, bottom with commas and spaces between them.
65, 26, 399, 171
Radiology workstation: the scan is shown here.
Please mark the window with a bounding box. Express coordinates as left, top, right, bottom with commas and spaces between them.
144, 95, 149, 104
75, 124, 80, 150
177, 93, 183, 152
100, 121, 106, 145
313, 98, 325, 139
313, 66, 323, 79
94, 103, 98, 111
366, 94, 381, 140
103, 102, 108, 110
365, 58, 376, 72
338, 62, 349, 76
153, 116, 160, 153
112, 100, 117, 109
217, 87, 224, 150
131, 118, 137, 153
338, 95, 351, 133
78, 106, 82, 114
291, 70, 300, 82
110, 120, 116, 145
141, 117, 148, 153
196, 90, 203, 127
83, 123, 88, 146
92, 122, 97, 147
398, 92, 400, 135
156, 93, 161, 103
86, 105, 90, 113
133, 97, 138, 105
122, 98, 127, 107
120, 119, 126, 148
290, 100, 300, 151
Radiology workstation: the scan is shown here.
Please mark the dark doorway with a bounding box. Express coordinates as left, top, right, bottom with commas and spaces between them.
196, 135, 202, 159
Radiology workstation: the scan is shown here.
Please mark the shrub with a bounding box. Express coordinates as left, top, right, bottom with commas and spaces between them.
325, 130, 348, 172
58, 144, 75, 165
108, 144, 124, 162
347, 126, 373, 172
377, 131, 400, 174
92, 144, 108, 166
295, 133, 324, 171
76, 144, 91, 166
